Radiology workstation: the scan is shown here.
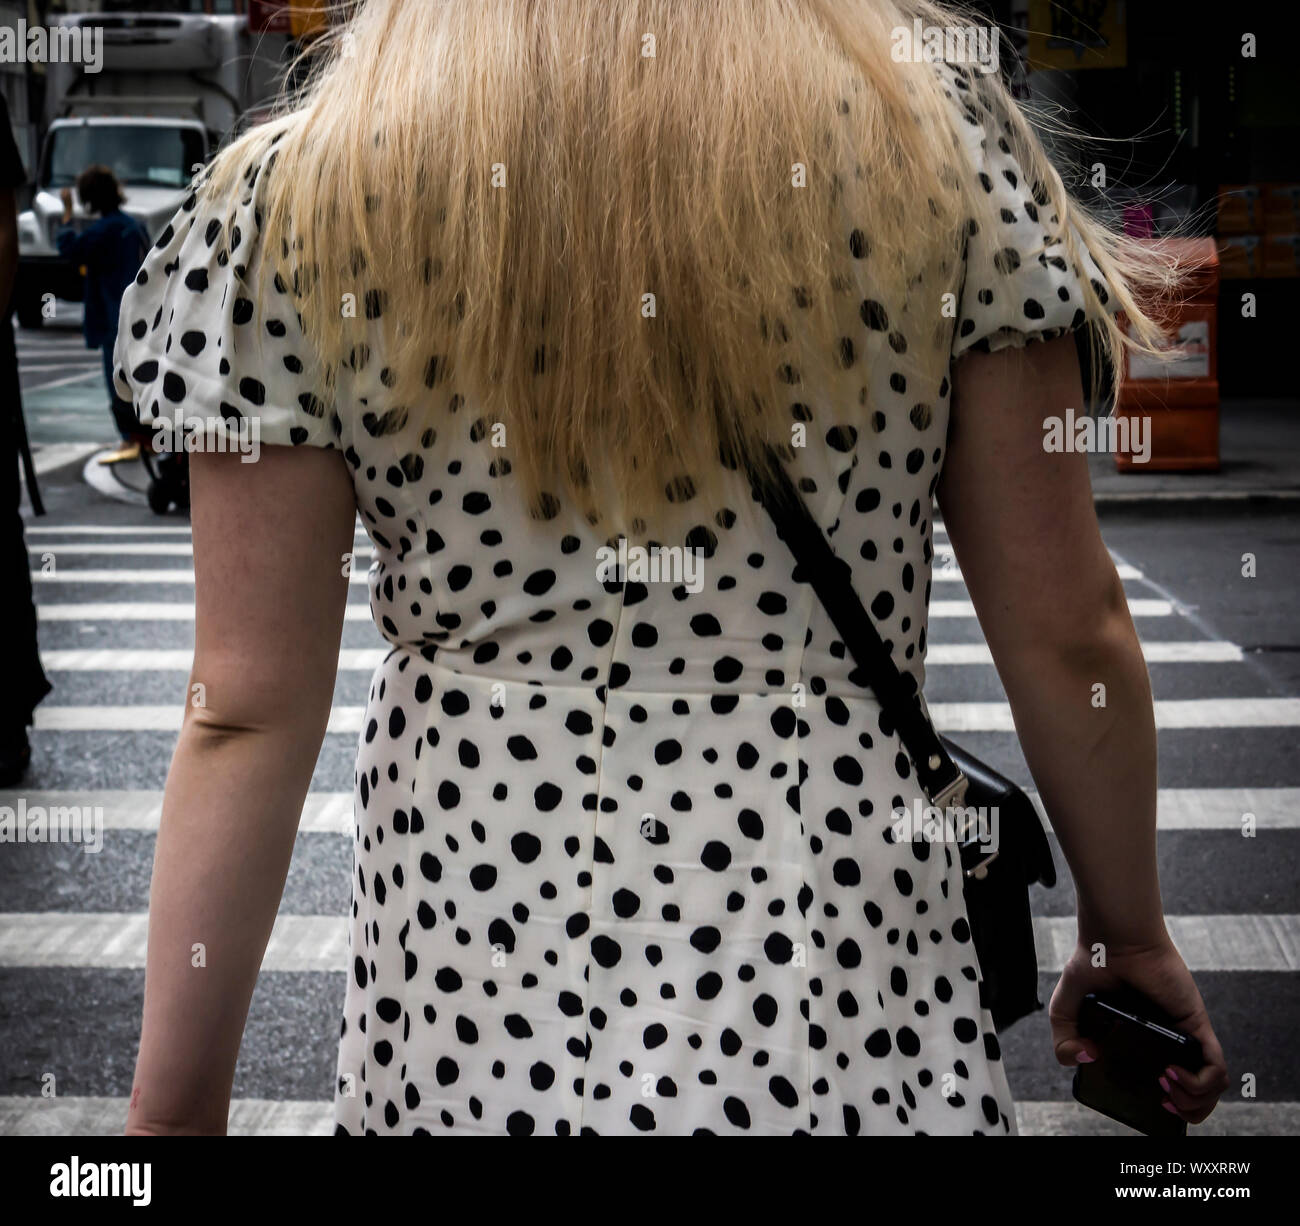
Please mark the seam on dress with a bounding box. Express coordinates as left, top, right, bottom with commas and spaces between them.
573, 562, 628, 1136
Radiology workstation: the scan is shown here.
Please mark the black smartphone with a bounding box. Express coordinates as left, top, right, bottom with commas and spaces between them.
1072, 989, 1206, 1137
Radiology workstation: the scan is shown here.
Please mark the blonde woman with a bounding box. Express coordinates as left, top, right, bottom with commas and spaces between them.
114, 0, 1227, 1135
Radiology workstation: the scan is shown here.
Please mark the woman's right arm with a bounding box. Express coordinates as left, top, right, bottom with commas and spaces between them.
937, 333, 1229, 1124
126, 443, 355, 1135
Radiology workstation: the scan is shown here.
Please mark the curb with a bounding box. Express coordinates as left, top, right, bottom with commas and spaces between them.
81, 449, 148, 508
1092, 487, 1300, 509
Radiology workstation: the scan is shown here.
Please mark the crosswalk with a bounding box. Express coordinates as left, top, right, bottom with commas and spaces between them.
4, 516, 1296, 1136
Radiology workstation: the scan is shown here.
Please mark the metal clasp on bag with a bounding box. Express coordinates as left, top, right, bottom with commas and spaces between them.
963, 846, 1000, 881
930, 771, 968, 813
932, 770, 1000, 881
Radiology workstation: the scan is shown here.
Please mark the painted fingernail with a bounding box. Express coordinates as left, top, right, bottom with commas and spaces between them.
1167, 1067, 1179, 1082
1159, 1076, 1171, 1093
1076, 1051, 1095, 1064
1162, 1100, 1179, 1115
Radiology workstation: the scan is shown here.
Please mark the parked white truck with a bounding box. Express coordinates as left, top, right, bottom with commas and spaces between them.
15, 10, 290, 328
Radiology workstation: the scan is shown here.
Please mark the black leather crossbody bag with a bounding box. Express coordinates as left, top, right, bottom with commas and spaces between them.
750, 449, 1057, 1031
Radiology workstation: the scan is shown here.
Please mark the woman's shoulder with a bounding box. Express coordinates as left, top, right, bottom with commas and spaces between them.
113, 113, 342, 453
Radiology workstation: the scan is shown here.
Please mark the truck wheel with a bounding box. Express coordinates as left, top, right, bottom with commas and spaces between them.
16, 296, 43, 329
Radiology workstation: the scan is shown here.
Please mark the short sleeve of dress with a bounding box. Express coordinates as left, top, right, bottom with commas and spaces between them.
941, 66, 1122, 360
113, 142, 340, 452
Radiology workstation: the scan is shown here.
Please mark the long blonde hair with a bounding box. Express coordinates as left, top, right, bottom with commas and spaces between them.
210, 0, 1178, 539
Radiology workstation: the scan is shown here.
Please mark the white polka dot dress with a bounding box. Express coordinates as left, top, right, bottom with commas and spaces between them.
114, 66, 1118, 1135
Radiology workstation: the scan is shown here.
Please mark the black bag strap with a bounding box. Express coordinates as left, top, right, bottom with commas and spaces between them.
748, 444, 966, 807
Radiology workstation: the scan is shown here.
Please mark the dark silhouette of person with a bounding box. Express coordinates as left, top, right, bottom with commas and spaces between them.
0, 91, 50, 785
56, 164, 150, 464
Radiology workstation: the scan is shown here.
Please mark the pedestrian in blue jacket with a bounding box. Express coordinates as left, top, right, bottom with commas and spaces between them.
56, 164, 150, 464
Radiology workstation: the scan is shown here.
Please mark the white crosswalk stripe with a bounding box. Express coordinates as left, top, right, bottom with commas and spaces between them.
34, 641, 1239, 670
30, 542, 380, 558
27, 536, 1144, 583
1, 911, 1294, 973
929, 598, 1172, 617
927, 641, 1242, 663
5, 787, 1295, 835
25, 525, 197, 535
29, 697, 1300, 733
34, 597, 1174, 621
40, 649, 389, 671
2, 1094, 1287, 1137
23, 524, 368, 538
928, 698, 1300, 732
32, 443, 104, 475
32, 568, 374, 585
37, 601, 375, 621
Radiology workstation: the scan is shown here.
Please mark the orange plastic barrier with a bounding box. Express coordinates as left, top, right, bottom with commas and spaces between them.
1113, 237, 1220, 472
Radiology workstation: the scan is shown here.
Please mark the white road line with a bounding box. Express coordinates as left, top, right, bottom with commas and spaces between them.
33, 543, 1144, 578
32, 706, 368, 733
930, 598, 1172, 617
6, 787, 1297, 837
20, 363, 101, 374
0, 790, 354, 834
24, 525, 196, 535
37, 642, 1238, 670
41, 648, 387, 671
32, 443, 105, 475
927, 641, 1241, 664
1027, 787, 1300, 832
1, 912, 1293, 973
0, 1093, 1278, 1137
33, 698, 1300, 734
24, 524, 370, 537
37, 601, 375, 621
1012, 1099, 1300, 1138
1034, 914, 1300, 973
1148, 788, 1300, 830
30, 572, 1178, 617
0, 1095, 1292, 1136
33, 569, 193, 584
0, 1097, 338, 1138
0, 912, 348, 971
928, 697, 1300, 732
32, 568, 372, 585
31, 543, 194, 556
31, 542, 380, 558
33, 369, 105, 390
933, 544, 1142, 582
34, 599, 1172, 623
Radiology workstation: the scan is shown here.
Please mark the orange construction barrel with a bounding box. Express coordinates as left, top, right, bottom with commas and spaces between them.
1113, 237, 1220, 472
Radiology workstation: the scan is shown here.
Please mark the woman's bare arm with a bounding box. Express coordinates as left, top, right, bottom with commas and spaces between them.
937, 334, 1164, 948
126, 444, 355, 1135
937, 334, 1227, 1122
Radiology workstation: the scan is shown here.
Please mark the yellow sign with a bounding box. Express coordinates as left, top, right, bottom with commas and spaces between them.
290, 0, 332, 40
1028, 0, 1127, 70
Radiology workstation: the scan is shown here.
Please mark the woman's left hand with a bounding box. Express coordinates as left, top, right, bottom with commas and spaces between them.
58, 187, 73, 220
